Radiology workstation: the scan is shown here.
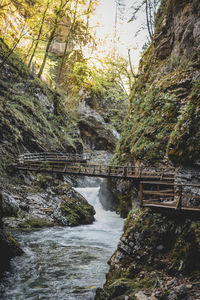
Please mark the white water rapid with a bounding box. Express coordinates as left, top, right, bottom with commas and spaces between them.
0, 187, 124, 300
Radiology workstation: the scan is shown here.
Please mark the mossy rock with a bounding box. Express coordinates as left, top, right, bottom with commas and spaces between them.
99, 209, 200, 299
18, 216, 53, 229
116, 199, 132, 219
61, 196, 95, 226
0, 229, 22, 274
53, 183, 72, 195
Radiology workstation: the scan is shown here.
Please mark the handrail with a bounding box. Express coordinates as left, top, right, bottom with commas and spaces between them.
17, 152, 91, 162
15, 161, 175, 181
140, 181, 200, 212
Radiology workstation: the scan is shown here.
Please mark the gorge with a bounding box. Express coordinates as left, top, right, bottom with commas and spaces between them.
0, 0, 200, 299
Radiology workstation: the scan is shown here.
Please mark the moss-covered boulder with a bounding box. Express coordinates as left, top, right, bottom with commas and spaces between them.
18, 216, 54, 229
95, 209, 200, 299
61, 195, 95, 226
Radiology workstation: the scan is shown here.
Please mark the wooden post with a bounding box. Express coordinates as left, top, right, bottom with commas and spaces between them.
108, 166, 111, 176
139, 167, 142, 178
123, 167, 127, 177
157, 184, 160, 203
175, 185, 182, 210
139, 182, 143, 207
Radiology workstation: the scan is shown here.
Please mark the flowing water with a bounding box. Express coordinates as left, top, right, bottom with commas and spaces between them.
0, 187, 124, 300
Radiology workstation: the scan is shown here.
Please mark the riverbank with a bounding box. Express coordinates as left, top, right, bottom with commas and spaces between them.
0, 187, 123, 299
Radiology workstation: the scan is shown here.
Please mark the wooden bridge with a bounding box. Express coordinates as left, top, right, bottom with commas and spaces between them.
15, 152, 175, 180
15, 152, 200, 214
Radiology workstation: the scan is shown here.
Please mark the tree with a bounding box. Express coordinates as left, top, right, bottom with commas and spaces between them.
37, 0, 70, 78
28, 0, 50, 68
57, 0, 79, 82
118, 0, 160, 41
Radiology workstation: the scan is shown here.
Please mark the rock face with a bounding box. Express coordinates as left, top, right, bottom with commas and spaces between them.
78, 101, 119, 152
0, 192, 22, 275
0, 39, 83, 184
95, 1, 200, 299
0, 229, 22, 274
115, 0, 200, 166
95, 209, 200, 300
99, 179, 138, 218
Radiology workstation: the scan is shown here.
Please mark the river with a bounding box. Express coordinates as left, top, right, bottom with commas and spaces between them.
0, 187, 124, 300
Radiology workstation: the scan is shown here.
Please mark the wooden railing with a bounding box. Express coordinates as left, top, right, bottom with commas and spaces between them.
17, 152, 91, 163
140, 181, 200, 212
15, 159, 175, 181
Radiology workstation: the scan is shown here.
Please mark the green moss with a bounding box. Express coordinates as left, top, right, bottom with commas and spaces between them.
5, 231, 21, 249
0, 38, 81, 182
167, 80, 200, 163
19, 217, 53, 228
99, 210, 200, 300
61, 196, 95, 226
115, 89, 179, 163
0, 229, 22, 274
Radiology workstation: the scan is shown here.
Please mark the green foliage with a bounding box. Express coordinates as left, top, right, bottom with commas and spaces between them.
167, 80, 200, 163
0, 0, 99, 81
115, 88, 179, 163
0, 40, 80, 181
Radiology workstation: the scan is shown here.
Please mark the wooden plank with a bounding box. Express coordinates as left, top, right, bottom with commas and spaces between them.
139, 182, 143, 207
141, 181, 175, 185
143, 190, 174, 196
181, 206, 200, 212
40, 208, 54, 212
142, 199, 160, 203
143, 201, 176, 207
143, 203, 176, 208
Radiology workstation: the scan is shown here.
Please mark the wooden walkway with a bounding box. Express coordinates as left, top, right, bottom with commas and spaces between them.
140, 181, 200, 213
15, 152, 200, 214
15, 152, 175, 181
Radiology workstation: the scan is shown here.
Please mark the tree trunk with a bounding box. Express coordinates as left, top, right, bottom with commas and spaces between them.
38, 0, 70, 78
28, 0, 50, 68
145, 0, 153, 41
37, 26, 56, 78
0, 21, 26, 67
128, 48, 136, 78
57, 0, 79, 82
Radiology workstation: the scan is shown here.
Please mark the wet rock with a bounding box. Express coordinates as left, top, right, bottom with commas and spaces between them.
99, 180, 116, 211
95, 288, 109, 300
53, 211, 68, 226
2, 192, 19, 216
0, 229, 23, 274
19, 202, 29, 212
3, 176, 96, 228
99, 178, 138, 218
60, 194, 95, 226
